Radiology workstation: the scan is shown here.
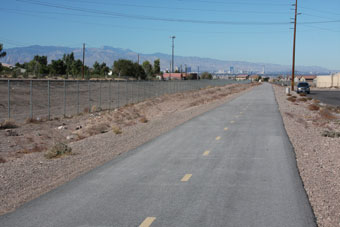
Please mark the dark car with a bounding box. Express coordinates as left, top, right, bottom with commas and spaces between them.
297, 82, 310, 94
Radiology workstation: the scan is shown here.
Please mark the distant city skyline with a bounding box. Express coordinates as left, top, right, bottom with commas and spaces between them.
1, 0, 339, 70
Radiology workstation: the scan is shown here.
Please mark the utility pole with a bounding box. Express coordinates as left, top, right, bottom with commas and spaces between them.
82, 43, 85, 80
170, 36, 176, 73
197, 66, 200, 80
291, 0, 298, 91
137, 53, 140, 65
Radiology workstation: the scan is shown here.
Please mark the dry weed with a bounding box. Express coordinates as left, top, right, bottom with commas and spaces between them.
112, 125, 122, 134
86, 123, 110, 136
299, 93, 306, 97
287, 97, 296, 102
308, 104, 320, 111
0, 156, 6, 163
320, 109, 338, 120
91, 105, 98, 112
44, 142, 72, 159
139, 116, 148, 123
0, 119, 17, 129
298, 98, 307, 102
83, 107, 90, 113
313, 99, 320, 104
285, 112, 294, 118
17, 144, 44, 154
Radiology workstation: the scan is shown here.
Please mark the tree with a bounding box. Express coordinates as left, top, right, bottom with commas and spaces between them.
200, 72, 213, 80
49, 59, 66, 76
92, 61, 101, 75
0, 43, 7, 72
113, 59, 136, 77
100, 62, 109, 76
134, 63, 146, 80
62, 53, 75, 77
153, 59, 160, 75
71, 59, 83, 77
0, 43, 6, 58
142, 60, 153, 77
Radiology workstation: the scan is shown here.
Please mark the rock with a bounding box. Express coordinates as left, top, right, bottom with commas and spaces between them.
66, 135, 75, 140
5, 129, 18, 136
57, 126, 67, 130
75, 125, 82, 130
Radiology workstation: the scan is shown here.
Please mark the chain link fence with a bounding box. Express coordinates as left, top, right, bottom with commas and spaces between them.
0, 79, 250, 123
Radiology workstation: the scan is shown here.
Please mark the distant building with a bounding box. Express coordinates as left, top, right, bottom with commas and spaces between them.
186, 67, 191, 73
230, 66, 234, 74
235, 74, 249, 81
163, 73, 186, 80
316, 73, 340, 88
249, 75, 260, 81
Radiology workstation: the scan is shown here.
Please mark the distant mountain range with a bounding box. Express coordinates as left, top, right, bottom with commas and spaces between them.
1, 45, 336, 74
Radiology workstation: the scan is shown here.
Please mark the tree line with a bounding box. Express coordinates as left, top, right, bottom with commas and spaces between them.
0, 44, 161, 80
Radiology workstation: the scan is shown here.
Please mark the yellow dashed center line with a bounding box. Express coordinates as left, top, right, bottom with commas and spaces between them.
181, 174, 192, 182
139, 217, 156, 227
203, 150, 210, 156
216, 136, 221, 141
224, 127, 228, 131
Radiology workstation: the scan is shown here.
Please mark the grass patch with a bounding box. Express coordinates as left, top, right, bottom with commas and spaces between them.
298, 98, 307, 102
307, 97, 313, 101
308, 104, 320, 111
112, 125, 122, 134
299, 93, 306, 97
83, 107, 90, 113
287, 97, 296, 102
44, 142, 72, 159
0, 119, 17, 129
313, 99, 320, 104
286, 94, 292, 96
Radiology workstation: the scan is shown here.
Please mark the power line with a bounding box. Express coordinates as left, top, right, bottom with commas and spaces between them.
58, 0, 290, 15
16, 0, 340, 26
15, 0, 292, 25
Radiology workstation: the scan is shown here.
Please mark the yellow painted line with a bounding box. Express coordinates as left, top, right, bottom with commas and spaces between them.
216, 136, 221, 141
181, 174, 192, 182
224, 127, 228, 131
203, 150, 210, 156
139, 217, 156, 227
230, 121, 235, 124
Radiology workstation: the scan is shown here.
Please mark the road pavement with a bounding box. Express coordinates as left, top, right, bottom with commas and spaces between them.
0, 83, 316, 227
308, 90, 340, 106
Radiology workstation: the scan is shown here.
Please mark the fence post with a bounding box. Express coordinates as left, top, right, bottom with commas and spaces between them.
7, 80, 10, 119
117, 81, 120, 108
99, 80, 102, 110
30, 80, 33, 119
48, 80, 50, 120
77, 80, 80, 115
88, 80, 91, 112
109, 80, 112, 111
125, 79, 128, 105
63, 80, 66, 116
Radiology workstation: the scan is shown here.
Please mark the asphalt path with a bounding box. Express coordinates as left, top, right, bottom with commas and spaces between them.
0, 83, 316, 227
308, 90, 340, 106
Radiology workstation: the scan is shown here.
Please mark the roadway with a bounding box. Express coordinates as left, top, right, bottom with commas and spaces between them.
0, 83, 316, 227
308, 90, 340, 106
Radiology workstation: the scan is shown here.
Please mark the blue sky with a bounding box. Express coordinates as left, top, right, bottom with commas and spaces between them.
1, 0, 339, 69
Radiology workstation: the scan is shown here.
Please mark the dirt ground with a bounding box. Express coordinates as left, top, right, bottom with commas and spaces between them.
273, 85, 340, 227
0, 82, 257, 215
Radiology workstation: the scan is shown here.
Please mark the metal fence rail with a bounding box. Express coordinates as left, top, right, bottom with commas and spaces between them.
0, 79, 250, 123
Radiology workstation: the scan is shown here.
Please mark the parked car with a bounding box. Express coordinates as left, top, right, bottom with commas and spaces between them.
297, 82, 310, 94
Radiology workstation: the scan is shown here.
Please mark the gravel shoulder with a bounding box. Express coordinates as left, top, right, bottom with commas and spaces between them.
0, 82, 257, 215
273, 84, 340, 227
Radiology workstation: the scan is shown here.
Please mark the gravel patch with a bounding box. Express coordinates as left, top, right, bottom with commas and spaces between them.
0, 83, 257, 215
273, 84, 340, 227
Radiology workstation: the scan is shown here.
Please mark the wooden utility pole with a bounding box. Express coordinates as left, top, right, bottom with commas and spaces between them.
82, 43, 85, 79
291, 0, 298, 91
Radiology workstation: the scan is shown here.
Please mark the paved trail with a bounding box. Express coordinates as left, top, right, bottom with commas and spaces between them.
0, 83, 316, 227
